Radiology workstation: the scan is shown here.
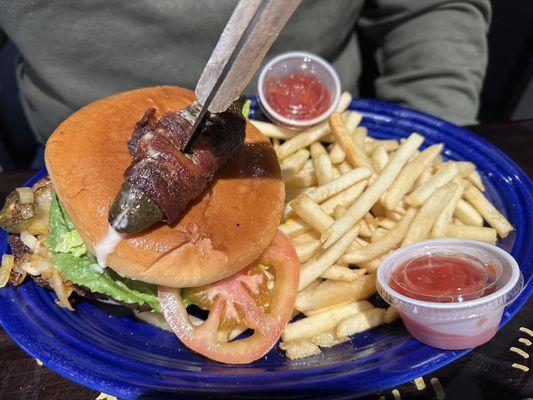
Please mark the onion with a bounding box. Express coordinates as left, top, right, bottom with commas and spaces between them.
16, 187, 34, 205
20, 230, 38, 252
50, 271, 74, 311
27, 218, 49, 236
133, 310, 173, 332
0, 254, 14, 288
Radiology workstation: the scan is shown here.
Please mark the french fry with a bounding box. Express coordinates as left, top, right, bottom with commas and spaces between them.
322, 133, 424, 248
363, 212, 377, 228
371, 144, 389, 172
431, 179, 464, 238
467, 170, 485, 191
446, 224, 497, 244
343, 110, 364, 132
342, 208, 416, 264
285, 187, 316, 203
299, 225, 361, 290
384, 307, 400, 323
291, 195, 334, 233
332, 166, 341, 179
302, 159, 314, 170
332, 205, 347, 219
380, 139, 400, 152
280, 339, 321, 360
454, 198, 484, 227
354, 127, 374, 168
463, 186, 513, 237
250, 120, 298, 140
376, 217, 396, 230
312, 151, 335, 186
305, 167, 372, 204
365, 139, 400, 154
336, 91, 353, 112
434, 161, 475, 177
272, 138, 280, 151
310, 141, 328, 158
283, 301, 374, 341
370, 228, 384, 241
304, 300, 353, 316
291, 230, 320, 244
295, 240, 323, 263
297, 278, 322, 300
310, 329, 350, 347
336, 308, 385, 338
276, 120, 332, 160
383, 144, 443, 210
329, 113, 373, 170
329, 143, 346, 164
415, 168, 432, 188
358, 220, 374, 238
385, 209, 403, 222
281, 149, 310, 177
296, 274, 376, 311
359, 257, 383, 273
320, 265, 367, 281
405, 163, 458, 207
402, 182, 458, 246
279, 217, 311, 237
284, 169, 318, 189
320, 181, 367, 214
338, 161, 352, 174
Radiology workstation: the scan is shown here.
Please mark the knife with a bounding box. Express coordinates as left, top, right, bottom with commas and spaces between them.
188, 0, 301, 141
108, 0, 300, 235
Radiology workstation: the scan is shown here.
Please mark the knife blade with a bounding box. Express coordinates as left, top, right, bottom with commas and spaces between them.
188, 0, 301, 141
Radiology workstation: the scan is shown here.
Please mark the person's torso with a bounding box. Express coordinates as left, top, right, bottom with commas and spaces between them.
0, 0, 364, 140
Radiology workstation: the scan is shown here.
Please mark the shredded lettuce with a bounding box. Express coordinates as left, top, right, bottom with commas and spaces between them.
48, 195, 161, 311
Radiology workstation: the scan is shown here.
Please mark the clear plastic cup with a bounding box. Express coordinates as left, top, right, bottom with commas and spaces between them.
376, 239, 524, 350
257, 51, 341, 130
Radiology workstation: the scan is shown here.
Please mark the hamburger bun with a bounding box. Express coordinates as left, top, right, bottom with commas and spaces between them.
45, 86, 284, 287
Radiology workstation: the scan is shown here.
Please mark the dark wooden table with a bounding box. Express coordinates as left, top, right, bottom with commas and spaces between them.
0, 120, 532, 400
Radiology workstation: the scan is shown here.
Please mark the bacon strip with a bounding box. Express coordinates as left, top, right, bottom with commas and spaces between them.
124, 102, 246, 223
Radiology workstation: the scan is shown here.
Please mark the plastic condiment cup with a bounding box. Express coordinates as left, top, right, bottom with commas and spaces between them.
376, 239, 524, 350
257, 51, 341, 130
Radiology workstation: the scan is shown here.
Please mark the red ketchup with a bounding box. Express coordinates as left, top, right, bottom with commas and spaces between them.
390, 254, 496, 303
266, 74, 330, 120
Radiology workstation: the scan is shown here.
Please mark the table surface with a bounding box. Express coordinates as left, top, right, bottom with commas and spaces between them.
0, 120, 532, 400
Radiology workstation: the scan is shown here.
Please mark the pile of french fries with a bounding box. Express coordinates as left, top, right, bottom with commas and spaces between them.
251, 92, 514, 360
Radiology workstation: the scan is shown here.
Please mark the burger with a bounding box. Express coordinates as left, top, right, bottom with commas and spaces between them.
0, 86, 300, 364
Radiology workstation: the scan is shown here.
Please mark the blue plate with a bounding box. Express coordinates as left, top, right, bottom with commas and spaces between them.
1, 99, 532, 399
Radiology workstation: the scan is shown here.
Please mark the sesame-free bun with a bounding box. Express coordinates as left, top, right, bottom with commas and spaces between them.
45, 86, 284, 287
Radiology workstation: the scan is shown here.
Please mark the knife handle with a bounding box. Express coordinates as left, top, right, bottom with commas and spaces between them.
195, 0, 301, 113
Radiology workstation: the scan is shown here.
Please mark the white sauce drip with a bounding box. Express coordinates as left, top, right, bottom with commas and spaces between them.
94, 226, 124, 268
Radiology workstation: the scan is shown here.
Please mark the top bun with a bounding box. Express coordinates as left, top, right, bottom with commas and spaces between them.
45, 86, 284, 287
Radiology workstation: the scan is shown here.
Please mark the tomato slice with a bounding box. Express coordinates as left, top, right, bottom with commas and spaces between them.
158, 231, 300, 364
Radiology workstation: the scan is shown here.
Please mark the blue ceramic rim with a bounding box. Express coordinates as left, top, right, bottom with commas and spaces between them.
0, 97, 531, 399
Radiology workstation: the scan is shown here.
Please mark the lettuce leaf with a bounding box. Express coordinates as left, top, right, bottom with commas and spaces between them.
54, 230, 87, 257
48, 195, 161, 311
242, 99, 252, 119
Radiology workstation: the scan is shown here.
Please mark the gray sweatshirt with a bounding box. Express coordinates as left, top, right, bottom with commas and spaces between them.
0, 0, 490, 143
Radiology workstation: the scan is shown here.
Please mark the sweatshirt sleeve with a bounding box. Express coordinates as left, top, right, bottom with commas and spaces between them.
358, 0, 491, 125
